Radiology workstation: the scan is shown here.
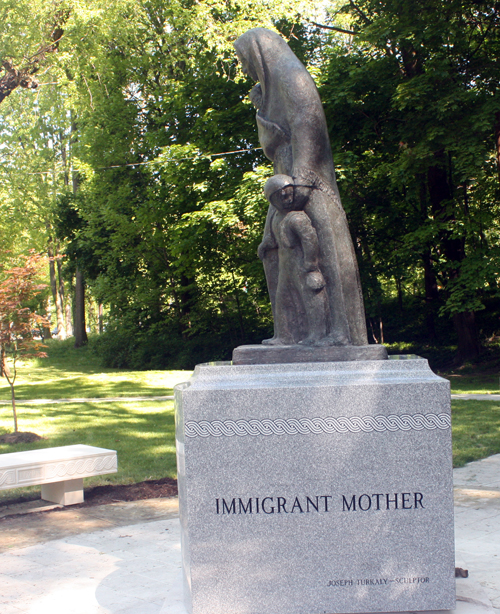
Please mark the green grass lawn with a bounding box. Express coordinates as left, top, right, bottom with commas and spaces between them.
0, 338, 191, 503
0, 399, 177, 503
1, 339, 499, 505
444, 374, 500, 394
451, 399, 500, 466
0, 338, 191, 401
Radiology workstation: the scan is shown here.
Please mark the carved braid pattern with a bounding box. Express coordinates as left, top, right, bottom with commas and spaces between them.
44, 455, 117, 479
293, 168, 333, 195
184, 413, 451, 438
0, 470, 16, 487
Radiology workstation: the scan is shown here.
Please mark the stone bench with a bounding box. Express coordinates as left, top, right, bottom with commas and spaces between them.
0, 444, 117, 505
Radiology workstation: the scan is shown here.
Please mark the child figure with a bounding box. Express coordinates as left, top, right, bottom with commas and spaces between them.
258, 174, 328, 346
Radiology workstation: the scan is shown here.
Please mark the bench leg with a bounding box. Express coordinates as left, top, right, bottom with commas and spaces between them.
41, 478, 84, 505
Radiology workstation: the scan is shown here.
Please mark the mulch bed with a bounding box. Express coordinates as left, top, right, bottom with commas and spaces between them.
77, 477, 178, 507
0, 431, 178, 512
0, 477, 178, 512
0, 432, 44, 444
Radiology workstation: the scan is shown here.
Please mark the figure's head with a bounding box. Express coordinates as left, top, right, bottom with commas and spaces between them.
235, 47, 258, 81
264, 174, 296, 212
234, 28, 292, 85
249, 83, 262, 109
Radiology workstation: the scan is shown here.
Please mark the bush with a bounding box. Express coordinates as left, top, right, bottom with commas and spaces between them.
93, 319, 272, 370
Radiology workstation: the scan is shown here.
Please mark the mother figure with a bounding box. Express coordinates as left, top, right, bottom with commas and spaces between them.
234, 28, 367, 346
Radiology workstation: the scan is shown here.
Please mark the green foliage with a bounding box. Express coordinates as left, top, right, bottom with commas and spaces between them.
47, 2, 299, 366
4, 0, 500, 365
0, 251, 49, 431
318, 0, 500, 360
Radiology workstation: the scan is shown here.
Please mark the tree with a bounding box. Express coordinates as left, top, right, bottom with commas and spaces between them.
318, 0, 500, 361
0, 252, 48, 433
0, 2, 69, 103
50, 2, 315, 366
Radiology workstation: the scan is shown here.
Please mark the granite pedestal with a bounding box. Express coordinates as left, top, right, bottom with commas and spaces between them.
232, 343, 388, 365
174, 357, 455, 614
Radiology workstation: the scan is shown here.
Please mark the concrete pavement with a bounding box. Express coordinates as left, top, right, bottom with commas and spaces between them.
0, 455, 499, 614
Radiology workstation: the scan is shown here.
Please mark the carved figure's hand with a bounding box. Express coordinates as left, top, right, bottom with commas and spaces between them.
292, 184, 312, 209
249, 84, 263, 109
257, 242, 267, 261
257, 234, 276, 260
306, 270, 325, 292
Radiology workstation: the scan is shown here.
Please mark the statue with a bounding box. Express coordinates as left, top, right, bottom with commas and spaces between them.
260, 174, 328, 346
234, 28, 368, 348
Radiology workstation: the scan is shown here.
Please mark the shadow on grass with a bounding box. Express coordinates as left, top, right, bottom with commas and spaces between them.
1, 378, 177, 401
0, 400, 177, 502
452, 400, 500, 467
444, 374, 500, 394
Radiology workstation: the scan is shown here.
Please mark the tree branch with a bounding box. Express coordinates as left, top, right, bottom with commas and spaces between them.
349, 0, 372, 25
309, 21, 357, 36
0, 8, 70, 104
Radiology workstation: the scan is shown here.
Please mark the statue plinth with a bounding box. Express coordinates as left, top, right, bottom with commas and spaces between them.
175, 358, 455, 614
232, 343, 388, 365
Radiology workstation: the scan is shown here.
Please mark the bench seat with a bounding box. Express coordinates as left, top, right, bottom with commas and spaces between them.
0, 444, 117, 505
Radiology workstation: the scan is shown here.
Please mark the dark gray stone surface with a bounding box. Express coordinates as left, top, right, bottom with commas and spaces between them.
175, 358, 455, 614
259, 174, 328, 346
232, 343, 388, 365
234, 28, 368, 348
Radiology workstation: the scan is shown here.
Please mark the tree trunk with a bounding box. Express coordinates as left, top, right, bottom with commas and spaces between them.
65, 293, 73, 336
395, 276, 403, 313
427, 154, 480, 361
0, 345, 10, 378
98, 303, 104, 334
494, 111, 500, 187
369, 317, 381, 344
42, 299, 52, 340
10, 382, 18, 433
422, 249, 438, 343
47, 241, 66, 339
454, 311, 481, 364
3, 362, 18, 433
74, 268, 88, 348
56, 256, 66, 328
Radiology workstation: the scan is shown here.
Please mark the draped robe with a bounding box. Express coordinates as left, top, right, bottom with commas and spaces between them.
234, 28, 368, 345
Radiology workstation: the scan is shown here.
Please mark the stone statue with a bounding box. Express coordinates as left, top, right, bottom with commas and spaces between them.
260, 174, 328, 346
234, 28, 368, 348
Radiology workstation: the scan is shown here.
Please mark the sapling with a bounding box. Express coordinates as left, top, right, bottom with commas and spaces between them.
0, 252, 48, 434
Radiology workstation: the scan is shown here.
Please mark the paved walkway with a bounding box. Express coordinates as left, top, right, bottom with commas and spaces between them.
451, 394, 500, 400
0, 456, 499, 614
454, 454, 500, 612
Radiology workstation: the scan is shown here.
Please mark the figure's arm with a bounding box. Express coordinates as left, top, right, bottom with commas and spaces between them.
257, 206, 278, 260
257, 232, 278, 260
289, 212, 320, 272
279, 66, 336, 189
258, 207, 278, 260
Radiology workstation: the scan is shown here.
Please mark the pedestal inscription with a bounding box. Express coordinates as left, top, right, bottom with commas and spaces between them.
174, 357, 455, 614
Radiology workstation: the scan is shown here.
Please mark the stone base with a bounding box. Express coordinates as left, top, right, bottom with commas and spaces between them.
175, 358, 455, 614
41, 478, 84, 505
232, 343, 388, 365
